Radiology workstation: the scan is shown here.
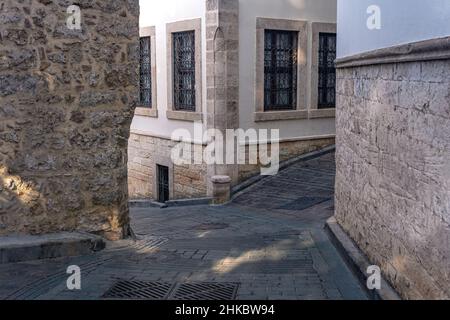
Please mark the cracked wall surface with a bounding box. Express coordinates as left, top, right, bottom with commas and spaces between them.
335, 55, 450, 299
0, 0, 139, 240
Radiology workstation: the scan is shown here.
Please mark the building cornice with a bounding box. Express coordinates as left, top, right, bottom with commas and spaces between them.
336, 36, 450, 68
130, 129, 335, 146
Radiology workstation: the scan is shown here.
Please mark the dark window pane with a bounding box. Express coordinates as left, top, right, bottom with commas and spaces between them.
173, 31, 196, 111
157, 165, 169, 203
264, 30, 298, 111
139, 36, 152, 107
318, 33, 336, 109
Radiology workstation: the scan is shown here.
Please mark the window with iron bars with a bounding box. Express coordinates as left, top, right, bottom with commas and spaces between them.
318, 33, 336, 109
264, 30, 298, 111
157, 165, 169, 203
139, 36, 152, 107
173, 31, 196, 111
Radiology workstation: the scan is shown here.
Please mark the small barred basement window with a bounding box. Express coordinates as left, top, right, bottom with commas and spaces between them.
318, 33, 336, 109
264, 30, 298, 111
157, 165, 169, 203
173, 31, 196, 111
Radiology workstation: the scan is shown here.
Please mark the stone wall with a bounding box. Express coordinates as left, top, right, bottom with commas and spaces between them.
205, 0, 240, 192
335, 41, 450, 299
128, 133, 207, 200
0, 0, 139, 240
128, 133, 332, 200
238, 138, 335, 183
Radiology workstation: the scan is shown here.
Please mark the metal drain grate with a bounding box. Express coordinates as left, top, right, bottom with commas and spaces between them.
102, 281, 174, 300
172, 282, 239, 300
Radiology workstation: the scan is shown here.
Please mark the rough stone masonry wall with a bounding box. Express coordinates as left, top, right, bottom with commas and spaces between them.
0, 0, 139, 240
128, 133, 207, 200
335, 58, 450, 299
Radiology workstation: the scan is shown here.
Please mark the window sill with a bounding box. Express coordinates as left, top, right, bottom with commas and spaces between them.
135, 107, 158, 118
166, 110, 203, 122
309, 108, 335, 119
254, 110, 308, 122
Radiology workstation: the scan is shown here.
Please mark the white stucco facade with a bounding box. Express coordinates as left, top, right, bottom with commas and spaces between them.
134, 0, 206, 140
133, 0, 337, 142
239, 0, 336, 140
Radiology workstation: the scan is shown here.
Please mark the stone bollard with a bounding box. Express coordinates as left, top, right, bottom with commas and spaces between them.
211, 175, 232, 205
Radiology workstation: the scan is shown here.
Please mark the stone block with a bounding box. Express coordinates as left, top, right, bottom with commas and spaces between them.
0, 232, 105, 264
211, 175, 231, 205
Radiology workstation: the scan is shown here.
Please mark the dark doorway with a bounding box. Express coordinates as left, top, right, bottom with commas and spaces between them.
157, 165, 169, 203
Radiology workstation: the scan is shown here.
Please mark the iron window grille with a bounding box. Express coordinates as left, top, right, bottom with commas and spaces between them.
139, 36, 152, 107
157, 165, 169, 203
318, 33, 336, 109
173, 31, 196, 111
264, 30, 298, 111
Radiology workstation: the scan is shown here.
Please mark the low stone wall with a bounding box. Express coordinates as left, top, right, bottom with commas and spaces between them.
0, 0, 139, 240
128, 133, 207, 200
129, 133, 334, 200
238, 137, 335, 183
335, 39, 450, 299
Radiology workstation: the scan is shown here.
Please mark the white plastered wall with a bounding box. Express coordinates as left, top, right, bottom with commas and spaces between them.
239, 0, 337, 141
132, 0, 207, 142
135, 0, 338, 142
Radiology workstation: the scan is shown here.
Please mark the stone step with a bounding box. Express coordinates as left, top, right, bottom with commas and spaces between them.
0, 232, 105, 264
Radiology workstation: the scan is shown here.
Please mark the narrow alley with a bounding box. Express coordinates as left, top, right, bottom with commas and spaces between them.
0, 151, 366, 300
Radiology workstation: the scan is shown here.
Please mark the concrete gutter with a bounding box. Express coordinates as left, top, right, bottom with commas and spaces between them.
325, 217, 401, 300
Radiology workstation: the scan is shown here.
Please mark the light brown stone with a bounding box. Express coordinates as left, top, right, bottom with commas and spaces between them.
211, 175, 231, 204
128, 133, 207, 200
335, 54, 450, 299
0, 0, 139, 240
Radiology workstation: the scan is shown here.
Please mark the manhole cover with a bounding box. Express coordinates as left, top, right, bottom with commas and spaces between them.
102, 281, 174, 300
278, 197, 331, 211
192, 223, 229, 231
171, 282, 239, 300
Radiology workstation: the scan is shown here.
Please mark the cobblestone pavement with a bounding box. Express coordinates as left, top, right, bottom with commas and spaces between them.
0, 151, 367, 300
